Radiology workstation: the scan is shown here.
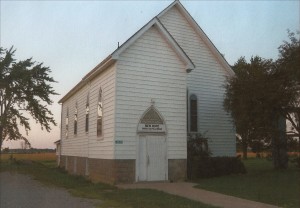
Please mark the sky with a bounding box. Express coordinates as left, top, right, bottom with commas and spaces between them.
0, 0, 299, 149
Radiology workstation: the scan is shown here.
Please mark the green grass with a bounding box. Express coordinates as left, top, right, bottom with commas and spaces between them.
194, 158, 300, 208
0, 158, 217, 208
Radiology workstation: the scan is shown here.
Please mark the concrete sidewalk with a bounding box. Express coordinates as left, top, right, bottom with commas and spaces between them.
118, 182, 280, 208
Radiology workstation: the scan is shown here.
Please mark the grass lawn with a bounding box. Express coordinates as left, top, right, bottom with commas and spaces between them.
194, 158, 300, 208
0, 154, 217, 208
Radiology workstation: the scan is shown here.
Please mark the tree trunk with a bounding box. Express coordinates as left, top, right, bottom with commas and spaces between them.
272, 138, 280, 169
0, 125, 3, 155
242, 135, 248, 159
272, 116, 288, 169
298, 134, 300, 157
272, 140, 288, 169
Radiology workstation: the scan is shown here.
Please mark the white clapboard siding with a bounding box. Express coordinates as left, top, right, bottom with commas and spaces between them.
115, 26, 187, 160
159, 7, 235, 156
61, 64, 116, 159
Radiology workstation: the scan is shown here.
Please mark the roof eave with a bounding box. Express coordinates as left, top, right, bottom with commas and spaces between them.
58, 56, 116, 103
59, 1, 200, 104
155, 18, 195, 71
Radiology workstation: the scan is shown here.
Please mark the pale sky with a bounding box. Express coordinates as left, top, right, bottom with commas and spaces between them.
1, 0, 299, 149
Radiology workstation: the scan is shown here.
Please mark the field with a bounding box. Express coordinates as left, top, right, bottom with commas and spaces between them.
236, 152, 300, 158
195, 158, 300, 208
0, 153, 56, 161
0, 153, 215, 208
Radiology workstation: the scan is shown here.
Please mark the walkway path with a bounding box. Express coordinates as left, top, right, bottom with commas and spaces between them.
118, 182, 280, 208
0, 172, 100, 208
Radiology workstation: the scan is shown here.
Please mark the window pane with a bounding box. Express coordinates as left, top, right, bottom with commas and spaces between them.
190, 96, 197, 132
85, 114, 89, 132
97, 118, 102, 136
74, 119, 77, 135
85, 94, 89, 133
65, 108, 69, 137
97, 88, 103, 137
74, 103, 77, 135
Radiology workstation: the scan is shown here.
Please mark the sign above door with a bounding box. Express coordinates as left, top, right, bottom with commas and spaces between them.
137, 106, 166, 133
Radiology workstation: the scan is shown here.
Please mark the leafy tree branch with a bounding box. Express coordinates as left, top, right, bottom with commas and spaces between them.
0, 47, 58, 151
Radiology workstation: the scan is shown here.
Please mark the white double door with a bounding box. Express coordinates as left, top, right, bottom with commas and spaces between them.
138, 135, 167, 181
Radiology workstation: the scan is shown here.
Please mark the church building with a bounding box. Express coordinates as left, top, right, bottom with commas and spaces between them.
58, 0, 235, 184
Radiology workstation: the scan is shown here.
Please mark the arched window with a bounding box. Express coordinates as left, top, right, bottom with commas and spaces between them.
74, 102, 78, 135
190, 94, 198, 132
65, 107, 69, 138
85, 94, 89, 133
97, 88, 103, 137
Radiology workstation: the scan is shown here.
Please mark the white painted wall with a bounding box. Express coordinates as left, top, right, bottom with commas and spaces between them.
286, 113, 298, 136
115, 26, 188, 160
61, 63, 116, 159
159, 7, 236, 156
61, 4, 236, 161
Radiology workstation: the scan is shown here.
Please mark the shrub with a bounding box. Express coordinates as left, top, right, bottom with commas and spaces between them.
187, 133, 211, 179
187, 132, 211, 159
187, 132, 246, 179
189, 156, 246, 179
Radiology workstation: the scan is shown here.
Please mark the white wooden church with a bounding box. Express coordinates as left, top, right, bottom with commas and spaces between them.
58, 0, 235, 184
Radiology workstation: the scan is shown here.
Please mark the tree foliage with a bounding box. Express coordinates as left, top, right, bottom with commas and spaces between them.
0, 47, 58, 150
224, 56, 274, 159
224, 31, 300, 169
276, 31, 300, 135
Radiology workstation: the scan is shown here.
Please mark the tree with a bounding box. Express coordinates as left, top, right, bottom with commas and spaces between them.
224, 56, 274, 159
276, 30, 300, 161
276, 30, 300, 138
224, 31, 300, 169
0, 47, 57, 152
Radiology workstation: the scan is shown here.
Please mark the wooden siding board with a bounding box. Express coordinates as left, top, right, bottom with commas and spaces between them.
61, 3, 235, 162
61, 64, 116, 159
159, 7, 235, 156
115, 26, 187, 160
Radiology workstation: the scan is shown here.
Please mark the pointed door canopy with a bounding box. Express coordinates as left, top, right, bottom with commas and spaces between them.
137, 106, 166, 134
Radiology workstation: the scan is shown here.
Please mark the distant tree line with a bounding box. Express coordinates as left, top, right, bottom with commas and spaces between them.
1, 147, 55, 154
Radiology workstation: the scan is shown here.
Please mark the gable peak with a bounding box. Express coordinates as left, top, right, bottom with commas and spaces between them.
157, 0, 234, 76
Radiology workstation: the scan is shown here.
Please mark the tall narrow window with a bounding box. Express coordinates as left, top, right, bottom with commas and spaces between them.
190, 94, 198, 132
85, 94, 89, 133
74, 102, 78, 135
97, 88, 103, 137
65, 107, 69, 138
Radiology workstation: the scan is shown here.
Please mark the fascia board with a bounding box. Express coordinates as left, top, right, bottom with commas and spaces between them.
154, 18, 195, 72
111, 18, 157, 59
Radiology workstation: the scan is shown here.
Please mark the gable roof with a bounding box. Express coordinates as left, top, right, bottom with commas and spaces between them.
59, 0, 231, 103
157, 0, 235, 76
59, 3, 196, 103
112, 17, 195, 72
